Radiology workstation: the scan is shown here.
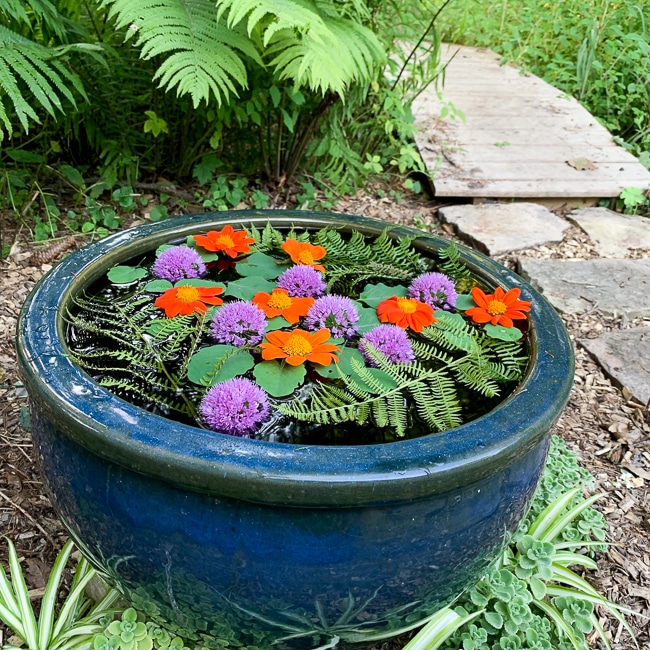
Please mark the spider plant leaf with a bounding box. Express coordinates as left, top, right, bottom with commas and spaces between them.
51, 569, 98, 641
315, 599, 329, 630
590, 613, 613, 650
531, 597, 582, 650
0, 555, 24, 637
333, 592, 356, 626
526, 487, 581, 539
38, 539, 75, 649
552, 551, 598, 571
538, 493, 604, 543
7, 539, 38, 650
401, 607, 484, 650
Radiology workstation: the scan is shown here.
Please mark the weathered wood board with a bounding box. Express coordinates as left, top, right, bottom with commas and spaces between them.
412, 44, 650, 200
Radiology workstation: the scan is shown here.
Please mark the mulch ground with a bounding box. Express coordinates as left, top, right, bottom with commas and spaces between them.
1, 188, 649, 649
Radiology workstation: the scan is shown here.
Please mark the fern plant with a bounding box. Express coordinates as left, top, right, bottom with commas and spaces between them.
0, 0, 99, 140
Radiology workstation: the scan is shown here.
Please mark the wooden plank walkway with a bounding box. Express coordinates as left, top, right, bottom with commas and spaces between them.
412, 44, 650, 201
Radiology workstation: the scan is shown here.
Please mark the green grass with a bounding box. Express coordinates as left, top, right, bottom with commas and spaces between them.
437, 0, 650, 166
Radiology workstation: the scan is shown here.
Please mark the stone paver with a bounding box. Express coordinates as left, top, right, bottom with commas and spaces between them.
579, 328, 650, 406
568, 207, 650, 257
517, 258, 650, 318
439, 203, 570, 256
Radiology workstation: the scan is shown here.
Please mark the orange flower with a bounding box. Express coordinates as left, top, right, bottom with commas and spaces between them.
154, 285, 223, 317
252, 288, 314, 324
281, 238, 326, 272
193, 225, 255, 258
260, 328, 340, 366
465, 286, 531, 328
376, 296, 436, 333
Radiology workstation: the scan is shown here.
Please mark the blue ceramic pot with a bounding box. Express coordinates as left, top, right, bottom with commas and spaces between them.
17, 211, 573, 647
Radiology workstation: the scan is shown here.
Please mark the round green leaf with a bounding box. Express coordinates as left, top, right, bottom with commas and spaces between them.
154, 244, 175, 256
187, 345, 254, 386
107, 265, 148, 284
265, 316, 290, 331
314, 346, 365, 379
358, 282, 407, 308
236, 252, 288, 279
144, 279, 173, 293
253, 361, 306, 397
173, 278, 225, 289
223, 276, 276, 301
354, 305, 382, 333
455, 294, 477, 310
484, 323, 523, 341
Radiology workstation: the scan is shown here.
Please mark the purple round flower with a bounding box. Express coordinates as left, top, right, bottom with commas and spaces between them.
152, 246, 206, 282
277, 265, 327, 298
211, 301, 266, 347
200, 378, 270, 437
359, 325, 415, 366
305, 295, 359, 339
408, 272, 457, 310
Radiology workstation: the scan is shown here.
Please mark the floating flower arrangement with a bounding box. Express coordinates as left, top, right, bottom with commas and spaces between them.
66, 222, 531, 445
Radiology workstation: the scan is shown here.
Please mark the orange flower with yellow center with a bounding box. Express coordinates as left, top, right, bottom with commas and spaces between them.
154, 285, 224, 317
193, 225, 255, 258
465, 286, 531, 328
281, 238, 326, 272
260, 328, 340, 366
376, 296, 436, 333
252, 288, 314, 324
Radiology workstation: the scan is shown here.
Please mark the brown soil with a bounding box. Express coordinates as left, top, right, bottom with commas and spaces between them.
1, 189, 649, 649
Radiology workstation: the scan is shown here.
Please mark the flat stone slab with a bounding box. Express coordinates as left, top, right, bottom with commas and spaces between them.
517, 258, 650, 318
439, 203, 569, 256
579, 328, 650, 406
568, 207, 650, 257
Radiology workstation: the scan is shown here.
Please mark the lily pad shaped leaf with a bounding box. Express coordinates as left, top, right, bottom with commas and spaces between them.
455, 294, 477, 310
236, 252, 289, 279
107, 265, 148, 284
154, 244, 175, 256
358, 282, 408, 308
224, 276, 276, 301
265, 316, 289, 332
254, 361, 306, 397
187, 345, 255, 386
315, 346, 365, 379
352, 301, 382, 334
145, 279, 173, 293
174, 278, 225, 290
484, 323, 523, 341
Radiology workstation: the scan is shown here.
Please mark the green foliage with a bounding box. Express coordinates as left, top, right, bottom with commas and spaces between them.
0, 0, 94, 140
0, 538, 121, 650
433, 436, 637, 650
437, 0, 650, 162
66, 287, 210, 418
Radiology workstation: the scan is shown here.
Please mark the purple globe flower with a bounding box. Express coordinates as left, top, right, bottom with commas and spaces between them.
152, 246, 207, 282
408, 272, 457, 310
200, 378, 270, 437
305, 295, 359, 339
277, 265, 327, 298
211, 301, 266, 347
359, 325, 415, 366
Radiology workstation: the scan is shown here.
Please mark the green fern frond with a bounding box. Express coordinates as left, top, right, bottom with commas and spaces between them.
101, 0, 262, 107
218, 0, 384, 96
249, 220, 285, 252
438, 242, 473, 283
0, 23, 84, 138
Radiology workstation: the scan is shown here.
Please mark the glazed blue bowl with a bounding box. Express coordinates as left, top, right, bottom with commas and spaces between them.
17, 211, 574, 647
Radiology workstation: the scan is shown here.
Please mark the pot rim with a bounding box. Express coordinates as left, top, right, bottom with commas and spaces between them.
17, 210, 574, 506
